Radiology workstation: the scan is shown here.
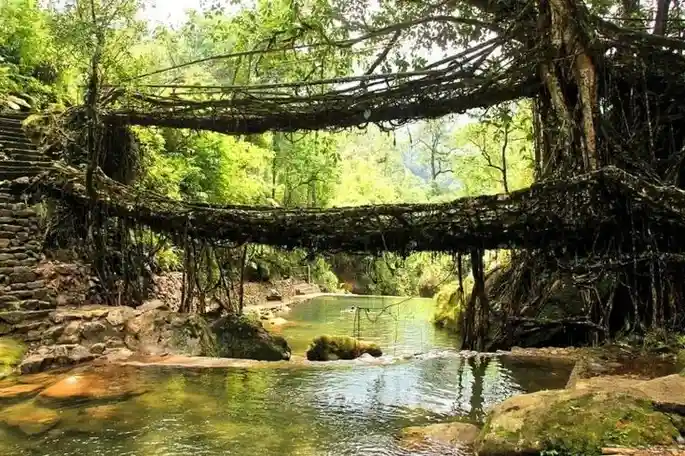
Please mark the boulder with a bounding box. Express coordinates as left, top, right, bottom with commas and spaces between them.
266, 289, 282, 301
89, 343, 106, 355
106, 306, 136, 327
125, 311, 216, 357
1, 401, 60, 435
306, 335, 382, 361
81, 321, 107, 341
476, 389, 679, 456
19, 344, 95, 374
212, 314, 291, 361
398, 422, 480, 451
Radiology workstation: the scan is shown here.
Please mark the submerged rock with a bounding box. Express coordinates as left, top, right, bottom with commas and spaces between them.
306, 335, 382, 361
476, 388, 680, 456
399, 422, 480, 450
38, 370, 146, 404
1, 401, 60, 435
0, 383, 42, 400
212, 314, 291, 361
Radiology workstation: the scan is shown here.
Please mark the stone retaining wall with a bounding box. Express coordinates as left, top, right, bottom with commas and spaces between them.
0, 113, 57, 345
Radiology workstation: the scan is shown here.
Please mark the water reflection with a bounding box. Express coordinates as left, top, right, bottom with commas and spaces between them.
0, 296, 573, 456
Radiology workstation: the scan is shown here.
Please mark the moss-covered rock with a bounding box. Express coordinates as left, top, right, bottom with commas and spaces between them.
0, 337, 26, 379
476, 389, 679, 456
305, 335, 382, 361
432, 280, 465, 331
1, 400, 61, 435
212, 314, 291, 361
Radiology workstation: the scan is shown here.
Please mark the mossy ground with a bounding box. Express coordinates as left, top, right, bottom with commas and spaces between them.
306, 335, 382, 361
0, 338, 26, 379
477, 390, 680, 456
542, 394, 678, 455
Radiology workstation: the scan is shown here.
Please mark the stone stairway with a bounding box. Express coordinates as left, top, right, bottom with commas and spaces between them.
0, 113, 56, 342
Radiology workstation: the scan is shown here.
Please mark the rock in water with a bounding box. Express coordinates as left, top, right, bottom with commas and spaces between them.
306, 335, 382, 361
38, 370, 146, 405
212, 314, 291, 361
0, 401, 60, 435
399, 422, 480, 451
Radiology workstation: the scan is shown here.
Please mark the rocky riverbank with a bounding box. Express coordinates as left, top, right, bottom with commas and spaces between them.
1, 301, 292, 377
400, 345, 685, 456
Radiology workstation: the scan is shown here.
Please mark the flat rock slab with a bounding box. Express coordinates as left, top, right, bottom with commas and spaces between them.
1, 401, 60, 435
0, 383, 42, 400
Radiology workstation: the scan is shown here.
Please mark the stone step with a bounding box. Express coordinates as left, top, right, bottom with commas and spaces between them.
0, 116, 25, 125
0, 259, 40, 270
0, 132, 31, 142
0, 113, 30, 120
0, 216, 37, 226
0, 139, 33, 150
4, 289, 51, 301
0, 160, 52, 170
0, 146, 43, 156
0, 169, 47, 180
0, 310, 52, 325
0, 124, 24, 135
1, 151, 48, 162
0, 300, 55, 312
0, 202, 29, 210
0, 209, 40, 221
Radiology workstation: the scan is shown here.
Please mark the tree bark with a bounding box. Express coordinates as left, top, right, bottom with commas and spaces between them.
654, 0, 671, 35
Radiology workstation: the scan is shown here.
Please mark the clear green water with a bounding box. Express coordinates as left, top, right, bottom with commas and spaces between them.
0, 296, 573, 456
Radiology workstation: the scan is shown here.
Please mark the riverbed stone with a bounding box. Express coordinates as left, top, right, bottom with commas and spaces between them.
1, 401, 60, 435
0, 383, 42, 400
38, 371, 146, 404
212, 314, 290, 361
476, 389, 679, 456
399, 422, 480, 450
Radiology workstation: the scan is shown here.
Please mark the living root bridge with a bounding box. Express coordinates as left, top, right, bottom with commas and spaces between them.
3, 164, 685, 255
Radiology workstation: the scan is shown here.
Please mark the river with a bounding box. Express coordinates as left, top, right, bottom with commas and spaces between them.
0, 296, 573, 455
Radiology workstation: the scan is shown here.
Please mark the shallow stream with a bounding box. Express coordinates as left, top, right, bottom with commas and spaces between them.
0, 296, 573, 455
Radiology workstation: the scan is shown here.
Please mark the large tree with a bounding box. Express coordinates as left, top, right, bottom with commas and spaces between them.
29, 0, 685, 347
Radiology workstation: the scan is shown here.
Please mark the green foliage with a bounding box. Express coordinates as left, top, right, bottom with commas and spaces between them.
1, 0, 538, 302
432, 279, 469, 331
453, 102, 534, 196
310, 257, 339, 292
